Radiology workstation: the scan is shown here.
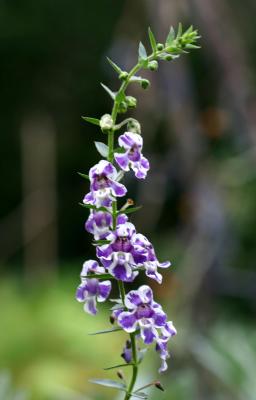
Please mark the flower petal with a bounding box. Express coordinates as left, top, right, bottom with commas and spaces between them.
84, 297, 97, 315
118, 311, 137, 332
97, 280, 112, 302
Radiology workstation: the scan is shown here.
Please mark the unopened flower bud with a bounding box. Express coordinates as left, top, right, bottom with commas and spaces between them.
127, 119, 141, 134
118, 101, 128, 114
140, 79, 150, 90
164, 55, 173, 61
148, 60, 158, 71
155, 381, 164, 391
117, 370, 125, 380
119, 71, 128, 81
100, 114, 113, 132
157, 43, 164, 51
125, 96, 137, 108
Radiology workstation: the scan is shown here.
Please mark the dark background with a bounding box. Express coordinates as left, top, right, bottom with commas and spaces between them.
0, 1, 256, 399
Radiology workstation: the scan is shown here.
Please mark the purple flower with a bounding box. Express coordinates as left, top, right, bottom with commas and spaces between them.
113, 285, 176, 372
114, 132, 150, 179
83, 160, 127, 207
96, 222, 147, 282
115, 285, 166, 340
76, 276, 111, 315
132, 234, 171, 284
85, 211, 128, 240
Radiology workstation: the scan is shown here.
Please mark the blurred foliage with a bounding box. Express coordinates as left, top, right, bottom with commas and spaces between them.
0, 277, 255, 400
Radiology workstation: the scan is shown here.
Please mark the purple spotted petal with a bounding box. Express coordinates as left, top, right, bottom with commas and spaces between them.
118, 311, 137, 332
125, 291, 144, 309
80, 260, 105, 276
97, 280, 111, 302
84, 297, 97, 315
109, 179, 127, 197
76, 282, 87, 302
140, 324, 158, 344
114, 152, 130, 171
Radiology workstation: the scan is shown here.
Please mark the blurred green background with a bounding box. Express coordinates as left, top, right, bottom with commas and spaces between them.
1, 0, 256, 399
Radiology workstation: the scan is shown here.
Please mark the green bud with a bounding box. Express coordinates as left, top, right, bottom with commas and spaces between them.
127, 119, 141, 134
157, 43, 164, 51
119, 71, 128, 81
125, 96, 137, 108
148, 60, 158, 71
99, 114, 113, 132
140, 79, 150, 90
164, 55, 173, 61
118, 101, 128, 114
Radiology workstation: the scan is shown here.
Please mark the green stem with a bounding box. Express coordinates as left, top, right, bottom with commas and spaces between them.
106, 52, 165, 400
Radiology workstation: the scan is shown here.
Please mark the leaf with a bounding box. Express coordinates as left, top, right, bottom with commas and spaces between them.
78, 203, 110, 213
119, 206, 142, 215
82, 273, 113, 280
148, 27, 157, 53
100, 83, 116, 100
132, 392, 148, 399
177, 22, 183, 38
95, 141, 109, 158
89, 379, 126, 391
81, 116, 100, 126
138, 42, 148, 66
103, 363, 134, 371
93, 239, 112, 246
165, 26, 175, 46
106, 57, 122, 74
89, 327, 123, 335
77, 172, 89, 180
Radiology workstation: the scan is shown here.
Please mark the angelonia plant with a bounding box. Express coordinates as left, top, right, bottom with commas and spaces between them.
76, 24, 200, 400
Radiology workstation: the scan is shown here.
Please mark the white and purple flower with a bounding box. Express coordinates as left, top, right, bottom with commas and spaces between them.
114, 132, 150, 179
133, 233, 171, 284
85, 211, 128, 240
96, 222, 147, 282
76, 260, 111, 315
83, 160, 127, 208
113, 285, 176, 372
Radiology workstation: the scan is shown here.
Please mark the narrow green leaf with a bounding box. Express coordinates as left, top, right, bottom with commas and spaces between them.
186, 44, 201, 49
132, 392, 148, 399
77, 172, 89, 180
106, 57, 122, 74
138, 42, 147, 61
89, 379, 126, 391
177, 22, 183, 38
93, 239, 112, 246
119, 206, 142, 215
100, 83, 116, 100
78, 203, 110, 213
81, 116, 100, 126
185, 25, 193, 35
103, 363, 134, 371
165, 26, 175, 46
95, 141, 109, 158
148, 27, 157, 52
82, 273, 113, 280
89, 327, 123, 335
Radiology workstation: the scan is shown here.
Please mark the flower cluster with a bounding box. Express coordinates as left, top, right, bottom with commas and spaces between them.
75, 24, 200, 397
113, 285, 176, 372
76, 131, 175, 372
